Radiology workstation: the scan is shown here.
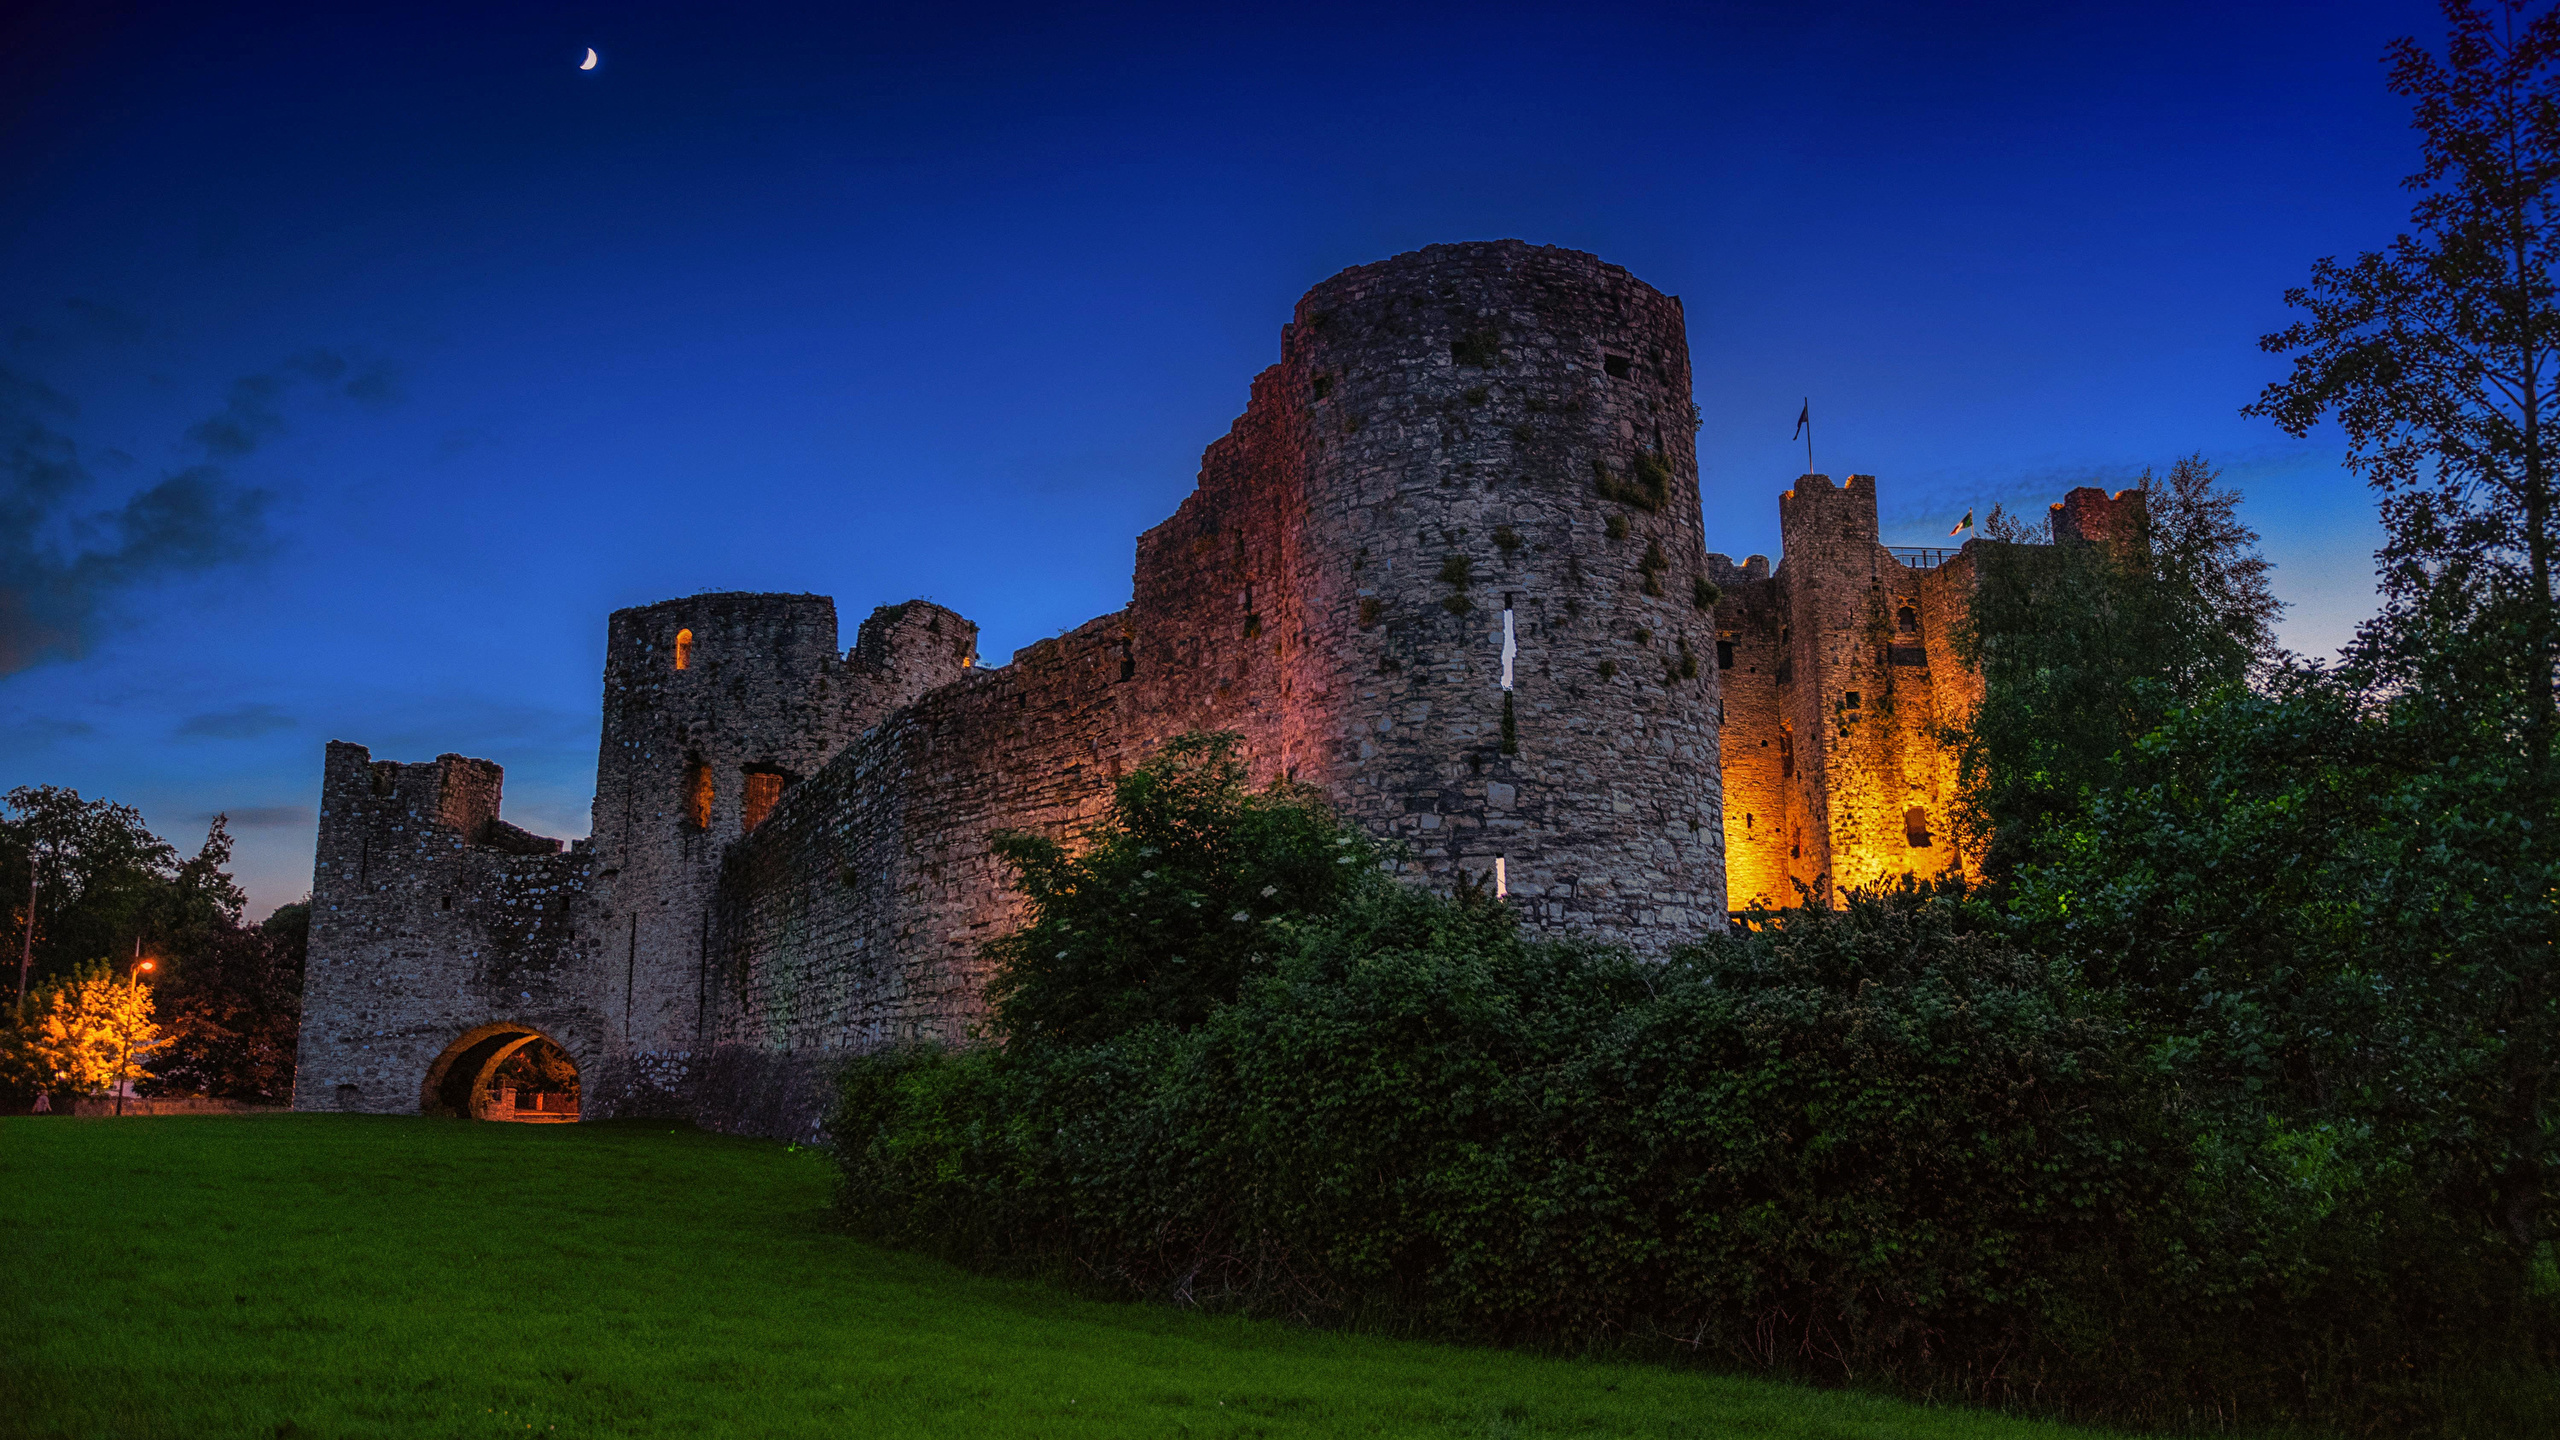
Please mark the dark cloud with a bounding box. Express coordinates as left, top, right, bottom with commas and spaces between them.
201, 805, 312, 830
435, 427, 495, 461
343, 360, 403, 405
1, 332, 398, 678
0, 715, 97, 748
184, 372, 290, 458
180, 351, 404, 458
2, 357, 314, 678
176, 702, 294, 740
61, 298, 145, 343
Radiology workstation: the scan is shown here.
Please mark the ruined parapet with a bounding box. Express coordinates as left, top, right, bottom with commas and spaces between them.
293, 742, 593, 1115
1270, 239, 1726, 940
2052, 485, 2147, 549
834, 600, 979, 735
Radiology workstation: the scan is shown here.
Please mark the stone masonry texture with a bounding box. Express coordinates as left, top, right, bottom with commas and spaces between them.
1707, 477, 2144, 909
291, 239, 2126, 1141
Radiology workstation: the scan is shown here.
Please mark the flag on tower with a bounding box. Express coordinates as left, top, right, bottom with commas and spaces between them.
1949, 509, 1974, 537
1791, 401, 1809, 439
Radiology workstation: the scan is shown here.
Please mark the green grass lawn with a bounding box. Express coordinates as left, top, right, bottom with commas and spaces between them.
0, 1115, 2139, 1440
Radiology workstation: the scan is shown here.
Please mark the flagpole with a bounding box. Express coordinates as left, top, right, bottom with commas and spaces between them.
1803, 397, 1812, 476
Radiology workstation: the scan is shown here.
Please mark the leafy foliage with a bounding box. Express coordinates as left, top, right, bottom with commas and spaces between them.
1, 789, 301, 1106
2247, 0, 2560, 775
492, 1036, 580, 1101
145, 898, 307, 1103
4, 960, 164, 1097
1951, 456, 2281, 874
3, 786, 183, 998
980, 732, 1385, 1047
2013, 671, 2560, 1300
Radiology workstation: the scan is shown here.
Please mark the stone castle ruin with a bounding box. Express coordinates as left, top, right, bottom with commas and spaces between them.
292, 240, 2136, 1137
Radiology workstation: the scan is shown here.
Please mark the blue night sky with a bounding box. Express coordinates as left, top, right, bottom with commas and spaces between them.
1, 0, 2432, 914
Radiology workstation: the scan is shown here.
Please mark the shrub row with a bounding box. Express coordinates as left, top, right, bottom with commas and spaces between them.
836, 880, 2541, 1428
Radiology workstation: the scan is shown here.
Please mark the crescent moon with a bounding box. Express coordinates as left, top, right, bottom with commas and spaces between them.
579, 47, 598, 70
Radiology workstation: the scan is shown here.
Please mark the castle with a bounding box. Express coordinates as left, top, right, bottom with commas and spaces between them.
291, 240, 2133, 1138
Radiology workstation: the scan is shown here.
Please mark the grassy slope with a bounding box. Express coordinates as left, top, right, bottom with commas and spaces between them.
0, 1115, 2129, 1440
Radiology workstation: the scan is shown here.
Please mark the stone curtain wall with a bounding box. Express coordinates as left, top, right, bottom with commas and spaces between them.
294, 743, 598, 1114
300, 241, 1784, 1136
700, 613, 1140, 1137
1707, 553, 1795, 910
699, 242, 1731, 1137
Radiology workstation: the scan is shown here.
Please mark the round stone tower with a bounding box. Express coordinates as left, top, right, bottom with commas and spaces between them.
1276, 240, 1725, 942
582, 592, 850, 1111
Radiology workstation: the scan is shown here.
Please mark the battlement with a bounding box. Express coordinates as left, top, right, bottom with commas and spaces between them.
318, 742, 541, 849
852, 600, 976, 675
1778, 473, 1881, 549
1704, 553, 1772, 586
2051, 486, 2147, 548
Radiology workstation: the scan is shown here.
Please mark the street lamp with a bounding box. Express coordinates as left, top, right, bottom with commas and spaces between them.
115, 955, 155, 1117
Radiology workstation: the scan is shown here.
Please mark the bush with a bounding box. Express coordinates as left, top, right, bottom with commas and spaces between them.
840, 864, 2184, 1401
835, 733, 2554, 1430
980, 732, 1383, 1047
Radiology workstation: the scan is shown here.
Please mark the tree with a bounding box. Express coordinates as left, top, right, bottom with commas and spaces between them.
1951, 455, 2281, 874
2016, 0, 2560, 1293
9, 960, 166, 1101
2247, 0, 2560, 772
491, 1037, 579, 1107
145, 898, 306, 1103
1, 786, 180, 1001
982, 731, 1386, 1047
0, 795, 304, 1107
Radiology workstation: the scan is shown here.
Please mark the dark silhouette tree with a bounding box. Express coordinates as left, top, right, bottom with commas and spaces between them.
2248, 0, 2560, 772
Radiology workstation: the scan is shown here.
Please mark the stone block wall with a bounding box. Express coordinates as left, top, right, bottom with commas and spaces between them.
1276, 241, 1726, 935
1711, 475, 1971, 903
579, 592, 980, 1115
294, 743, 598, 1115
1710, 477, 2146, 907
299, 241, 1761, 1137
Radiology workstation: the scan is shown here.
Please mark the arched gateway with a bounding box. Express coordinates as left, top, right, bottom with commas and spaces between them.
420, 1023, 582, 1122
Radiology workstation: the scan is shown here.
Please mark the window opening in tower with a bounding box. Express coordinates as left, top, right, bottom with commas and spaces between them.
1499, 608, 1517, 691
742, 771, 785, 834
673, 628, 693, 671
685, 761, 712, 830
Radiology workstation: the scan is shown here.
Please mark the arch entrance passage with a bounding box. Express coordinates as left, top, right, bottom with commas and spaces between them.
420, 1024, 582, 1122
